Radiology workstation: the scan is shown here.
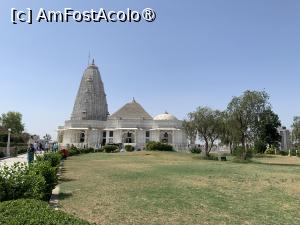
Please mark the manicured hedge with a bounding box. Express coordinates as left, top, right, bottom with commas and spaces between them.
103, 145, 119, 153
146, 141, 174, 151
125, 145, 135, 152
0, 199, 92, 225
67, 146, 96, 156
37, 153, 61, 168
190, 147, 202, 154
0, 152, 61, 202
0, 163, 46, 202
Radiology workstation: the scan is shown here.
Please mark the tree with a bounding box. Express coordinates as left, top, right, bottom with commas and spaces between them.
0, 112, 25, 135
43, 134, 52, 143
187, 107, 224, 157
182, 120, 197, 147
292, 116, 300, 147
227, 90, 270, 159
254, 109, 281, 153
220, 112, 241, 154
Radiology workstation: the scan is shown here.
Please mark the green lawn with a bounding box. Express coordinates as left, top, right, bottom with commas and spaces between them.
59, 152, 300, 225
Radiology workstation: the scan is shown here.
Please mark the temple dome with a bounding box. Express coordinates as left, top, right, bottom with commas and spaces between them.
109, 98, 152, 120
154, 112, 178, 121
71, 60, 108, 121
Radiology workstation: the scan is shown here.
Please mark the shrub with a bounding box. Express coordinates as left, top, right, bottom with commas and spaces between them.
279, 150, 288, 156
199, 155, 219, 161
254, 141, 267, 154
17, 147, 28, 155
30, 161, 58, 201
265, 147, 275, 155
190, 147, 202, 154
81, 148, 95, 154
0, 142, 7, 147
103, 145, 119, 153
0, 152, 5, 158
125, 145, 135, 152
0, 163, 46, 202
233, 146, 253, 159
265, 145, 276, 155
146, 141, 174, 151
0, 199, 92, 225
37, 152, 61, 168
59, 149, 69, 159
68, 146, 80, 156
98, 147, 104, 152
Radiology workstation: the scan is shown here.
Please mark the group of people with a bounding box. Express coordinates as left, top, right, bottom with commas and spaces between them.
27, 141, 59, 163
28, 142, 59, 153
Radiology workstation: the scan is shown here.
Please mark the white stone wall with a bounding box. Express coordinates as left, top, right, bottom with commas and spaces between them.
59, 118, 187, 151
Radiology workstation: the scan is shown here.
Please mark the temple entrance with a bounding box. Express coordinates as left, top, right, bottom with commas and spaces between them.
160, 131, 172, 144
122, 131, 135, 144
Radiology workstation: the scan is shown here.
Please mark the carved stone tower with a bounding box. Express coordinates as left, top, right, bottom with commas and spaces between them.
71, 60, 108, 121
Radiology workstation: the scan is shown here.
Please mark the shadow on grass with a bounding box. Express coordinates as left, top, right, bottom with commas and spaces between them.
59, 177, 76, 183
58, 192, 73, 200
61, 168, 68, 173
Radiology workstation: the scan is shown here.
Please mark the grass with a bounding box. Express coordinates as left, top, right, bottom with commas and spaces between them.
59, 152, 300, 225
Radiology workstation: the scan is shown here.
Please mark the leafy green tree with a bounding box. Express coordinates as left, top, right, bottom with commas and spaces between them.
227, 90, 270, 159
182, 120, 197, 147
220, 112, 241, 154
0, 112, 25, 135
254, 109, 281, 153
43, 134, 52, 143
187, 107, 224, 157
292, 116, 300, 147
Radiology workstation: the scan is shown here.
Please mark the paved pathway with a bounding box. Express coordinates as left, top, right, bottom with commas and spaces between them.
0, 154, 28, 167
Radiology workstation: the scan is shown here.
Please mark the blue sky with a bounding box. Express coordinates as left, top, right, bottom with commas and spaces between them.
0, 0, 300, 139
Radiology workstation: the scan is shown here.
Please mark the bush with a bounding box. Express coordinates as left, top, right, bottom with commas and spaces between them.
254, 141, 267, 154
199, 154, 219, 161
103, 145, 119, 153
279, 150, 288, 156
0, 142, 7, 147
68, 146, 80, 156
37, 152, 61, 168
0, 152, 5, 158
0, 199, 92, 225
233, 146, 253, 159
125, 145, 135, 152
146, 141, 174, 151
190, 147, 202, 154
60, 149, 69, 159
97, 147, 104, 153
81, 148, 95, 154
0, 163, 46, 202
30, 161, 58, 201
265, 147, 275, 155
17, 147, 27, 155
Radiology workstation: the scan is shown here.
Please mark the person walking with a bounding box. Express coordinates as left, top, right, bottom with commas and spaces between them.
27, 144, 35, 164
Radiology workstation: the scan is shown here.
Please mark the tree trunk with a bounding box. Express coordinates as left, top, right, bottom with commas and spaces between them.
205, 140, 209, 157
229, 142, 233, 154
241, 134, 247, 160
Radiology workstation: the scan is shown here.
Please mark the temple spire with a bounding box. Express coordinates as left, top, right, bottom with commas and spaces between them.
71, 61, 108, 121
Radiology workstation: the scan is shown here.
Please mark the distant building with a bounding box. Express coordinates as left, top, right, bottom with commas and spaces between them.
57, 60, 187, 150
278, 126, 291, 151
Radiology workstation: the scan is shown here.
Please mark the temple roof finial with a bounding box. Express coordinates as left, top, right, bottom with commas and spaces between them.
132, 97, 136, 103
92, 58, 95, 65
